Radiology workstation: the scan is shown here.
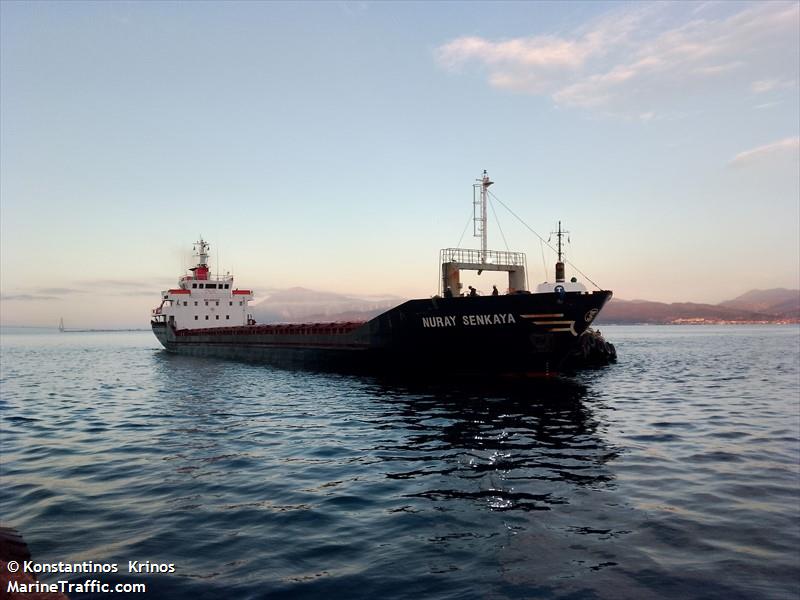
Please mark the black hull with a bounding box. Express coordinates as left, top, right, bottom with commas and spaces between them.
152, 291, 612, 376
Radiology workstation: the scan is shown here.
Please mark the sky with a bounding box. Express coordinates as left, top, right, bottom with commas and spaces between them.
1, 0, 798, 327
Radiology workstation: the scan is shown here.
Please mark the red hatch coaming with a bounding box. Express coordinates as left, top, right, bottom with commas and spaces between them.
175, 322, 366, 337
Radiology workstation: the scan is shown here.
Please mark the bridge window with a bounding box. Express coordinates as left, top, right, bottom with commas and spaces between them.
215, 315, 219, 320
205, 315, 209, 320
192, 283, 197, 289
183, 301, 187, 306
206, 284, 217, 289
229, 301, 232, 306
226, 315, 230, 320
224, 284, 229, 289
198, 284, 204, 289
194, 316, 198, 320
194, 301, 198, 306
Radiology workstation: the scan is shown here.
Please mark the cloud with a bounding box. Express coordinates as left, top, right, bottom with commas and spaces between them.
338, 1, 369, 16
38, 287, 84, 295
83, 278, 174, 288
1, 287, 80, 300
438, 35, 592, 71
730, 137, 800, 167
436, 2, 799, 116
3, 279, 176, 302
1, 294, 60, 301
124, 291, 166, 297
751, 78, 796, 94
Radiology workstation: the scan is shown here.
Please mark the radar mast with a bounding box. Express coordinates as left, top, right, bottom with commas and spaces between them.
473, 170, 493, 264
550, 221, 570, 282
194, 237, 210, 266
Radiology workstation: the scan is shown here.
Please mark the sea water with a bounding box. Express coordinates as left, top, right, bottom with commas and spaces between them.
1, 325, 798, 599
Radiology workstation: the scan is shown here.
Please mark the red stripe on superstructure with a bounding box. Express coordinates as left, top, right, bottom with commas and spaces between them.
168, 289, 191, 294
232, 290, 252, 295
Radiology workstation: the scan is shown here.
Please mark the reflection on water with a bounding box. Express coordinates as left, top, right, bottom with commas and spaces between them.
1, 327, 798, 600
371, 379, 617, 511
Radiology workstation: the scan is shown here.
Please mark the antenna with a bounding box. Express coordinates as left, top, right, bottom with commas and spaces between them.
550, 220, 570, 282
194, 236, 209, 266
473, 170, 493, 263
550, 220, 570, 263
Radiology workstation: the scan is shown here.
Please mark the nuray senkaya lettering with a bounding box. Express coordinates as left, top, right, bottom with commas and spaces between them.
421, 314, 516, 328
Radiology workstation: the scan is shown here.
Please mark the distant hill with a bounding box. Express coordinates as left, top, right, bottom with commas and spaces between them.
250, 286, 799, 325
251, 287, 404, 323
595, 288, 799, 324
718, 288, 800, 318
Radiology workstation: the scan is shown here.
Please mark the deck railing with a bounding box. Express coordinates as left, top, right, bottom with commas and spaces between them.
440, 247, 526, 266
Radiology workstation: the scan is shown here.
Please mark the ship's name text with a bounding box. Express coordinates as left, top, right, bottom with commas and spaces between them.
422, 313, 516, 328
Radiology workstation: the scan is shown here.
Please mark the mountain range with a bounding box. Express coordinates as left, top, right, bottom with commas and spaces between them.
595, 288, 799, 324
251, 287, 799, 325
251, 287, 403, 323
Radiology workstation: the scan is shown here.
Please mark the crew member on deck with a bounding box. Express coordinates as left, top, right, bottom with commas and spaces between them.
492, 285, 499, 296
468, 286, 477, 297
444, 287, 453, 298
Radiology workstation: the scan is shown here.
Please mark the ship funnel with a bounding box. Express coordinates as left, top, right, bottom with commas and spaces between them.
555, 261, 565, 283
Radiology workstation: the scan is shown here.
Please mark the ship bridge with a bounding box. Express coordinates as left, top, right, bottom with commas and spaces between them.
440, 171, 528, 296
440, 247, 527, 295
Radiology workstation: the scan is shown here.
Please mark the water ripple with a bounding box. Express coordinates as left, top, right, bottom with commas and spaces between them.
1, 325, 798, 599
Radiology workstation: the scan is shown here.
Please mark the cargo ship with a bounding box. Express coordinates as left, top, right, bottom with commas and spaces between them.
151, 172, 613, 375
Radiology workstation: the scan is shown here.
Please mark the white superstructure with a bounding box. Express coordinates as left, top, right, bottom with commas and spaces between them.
151, 238, 254, 330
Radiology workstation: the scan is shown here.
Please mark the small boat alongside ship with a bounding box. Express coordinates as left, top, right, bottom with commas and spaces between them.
151, 172, 614, 375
